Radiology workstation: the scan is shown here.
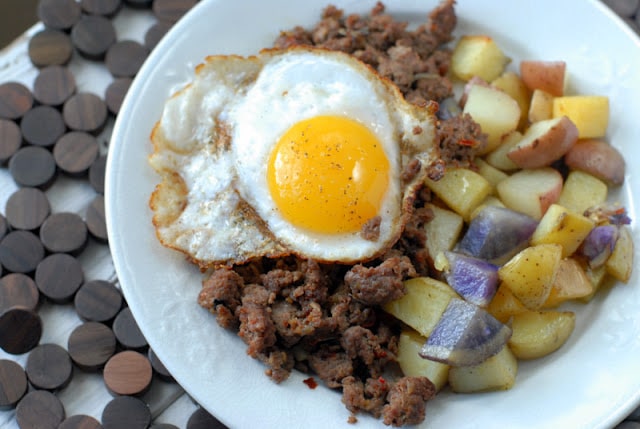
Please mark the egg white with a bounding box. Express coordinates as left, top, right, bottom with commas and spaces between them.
149, 47, 437, 267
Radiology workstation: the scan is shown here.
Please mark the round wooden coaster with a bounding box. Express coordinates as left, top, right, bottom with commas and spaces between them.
101, 396, 151, 429
187, 407, 229, 429
105, 78, 132, 116
39, 212, 88, 254
8, 146, 57, 188
5, 187, 51, 231
15, 390, 66, 429
144, 21, 173, 51
33, 65, 77, 107
89, 154, 106, 194
123, 0, 154, 8
0, 230, 45, 274
54, 131, 100, 175
35, 253, 84, 303
37, 0, 82, 31
25, 343, 73, 391
21, 105, 67, 147
68, 322, 116, 371
58, 414, 103, 429
148, 348, 174, 382
0, 359, 28, 409
0, 82, 33, 120
71, 15, 116, 60
153, 0, 200, 23
28, 29, 74, 68
0, 273, 40, 313
63, 93, 108, 135
81, 0, 123, 17
105, 40, 149, 78
74, 279, 122, 323
103, 350, 153, 396
0, 307, 42, 354
112, 307, 148, 351
86, 195, 108, 242
0, 119, 22, 163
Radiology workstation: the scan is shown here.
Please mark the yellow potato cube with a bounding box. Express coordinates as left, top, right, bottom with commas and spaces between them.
383, 277, 458, 337
424, 168, 492, 221
463, 84, 521, 153
499, 244, 562, 310
484, 130, 521, 172
528, 89, 554, 123
475, 158, 509, 191
508, 310, 576, 360
397, 330, 450, 391
606, 226, 634, 283
492, 71, 531, 129
530, 204, 595, 257
552, 95, 609, 138
491, 71, 531, 129
487, 284, 527, 323
448, 345, 518, 393
451, 35, 510, 82
580, 264, 609, 302
543, 258, 595, 308
557, 171, 608, 215
424, 204, 464, 258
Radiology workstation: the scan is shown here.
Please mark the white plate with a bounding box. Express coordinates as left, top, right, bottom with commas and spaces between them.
106, 1, 640, 427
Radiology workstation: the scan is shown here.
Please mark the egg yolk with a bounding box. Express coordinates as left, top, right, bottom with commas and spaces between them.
267, 115, 390, 234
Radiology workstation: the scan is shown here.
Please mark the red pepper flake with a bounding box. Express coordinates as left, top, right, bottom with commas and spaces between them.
458, 138, 476, 147
303, 377, 318, 389
378, 376, 386, 384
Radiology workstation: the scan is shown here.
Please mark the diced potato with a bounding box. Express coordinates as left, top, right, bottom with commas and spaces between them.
424, 203, 464, 258
397, 329, 450, 391
557, 171, 608, 215
484, 131, 521, 172
475, 158, 509, 191
528, 89, 554, 123
552, 95, 609, 139
499, 244, 562, 310
463, 84, 521, 153
451, 35, 510, 82
491, 71, 531, 129
543, 258, 595, 308
448, 345, 518, 393
424, 168, 492, 221
487, 283, 528, 323
606, 226, 634, 283
530, 204, 595, 257
508, 310, 576, 360
383, 277, 458, 337
496, 167, 563, 220
580, 264, 608, 302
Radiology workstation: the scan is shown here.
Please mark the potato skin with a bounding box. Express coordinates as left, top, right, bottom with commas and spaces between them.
507, 116, 578, 169
564, 139, 626, 185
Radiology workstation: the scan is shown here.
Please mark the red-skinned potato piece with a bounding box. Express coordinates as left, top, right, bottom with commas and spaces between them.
564, 139, 626, 185
520, 60, 566, 97
506, 116, 578, 168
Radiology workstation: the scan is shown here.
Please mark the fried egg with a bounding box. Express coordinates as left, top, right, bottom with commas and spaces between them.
149, 47, 439, 268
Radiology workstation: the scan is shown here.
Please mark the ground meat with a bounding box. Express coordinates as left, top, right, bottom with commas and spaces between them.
342, 376, 390, 419
436, 113, 489, 166
361, 216, 381, 241
383, 377, 436, 427
273, 1, 455, 103
237, 285, 277, 357
198, 268, 244, 329
308, 346, 354, 389
344, 256, 416, 305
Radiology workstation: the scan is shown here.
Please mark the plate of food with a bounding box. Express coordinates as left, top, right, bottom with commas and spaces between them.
106, 0, 640, 427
